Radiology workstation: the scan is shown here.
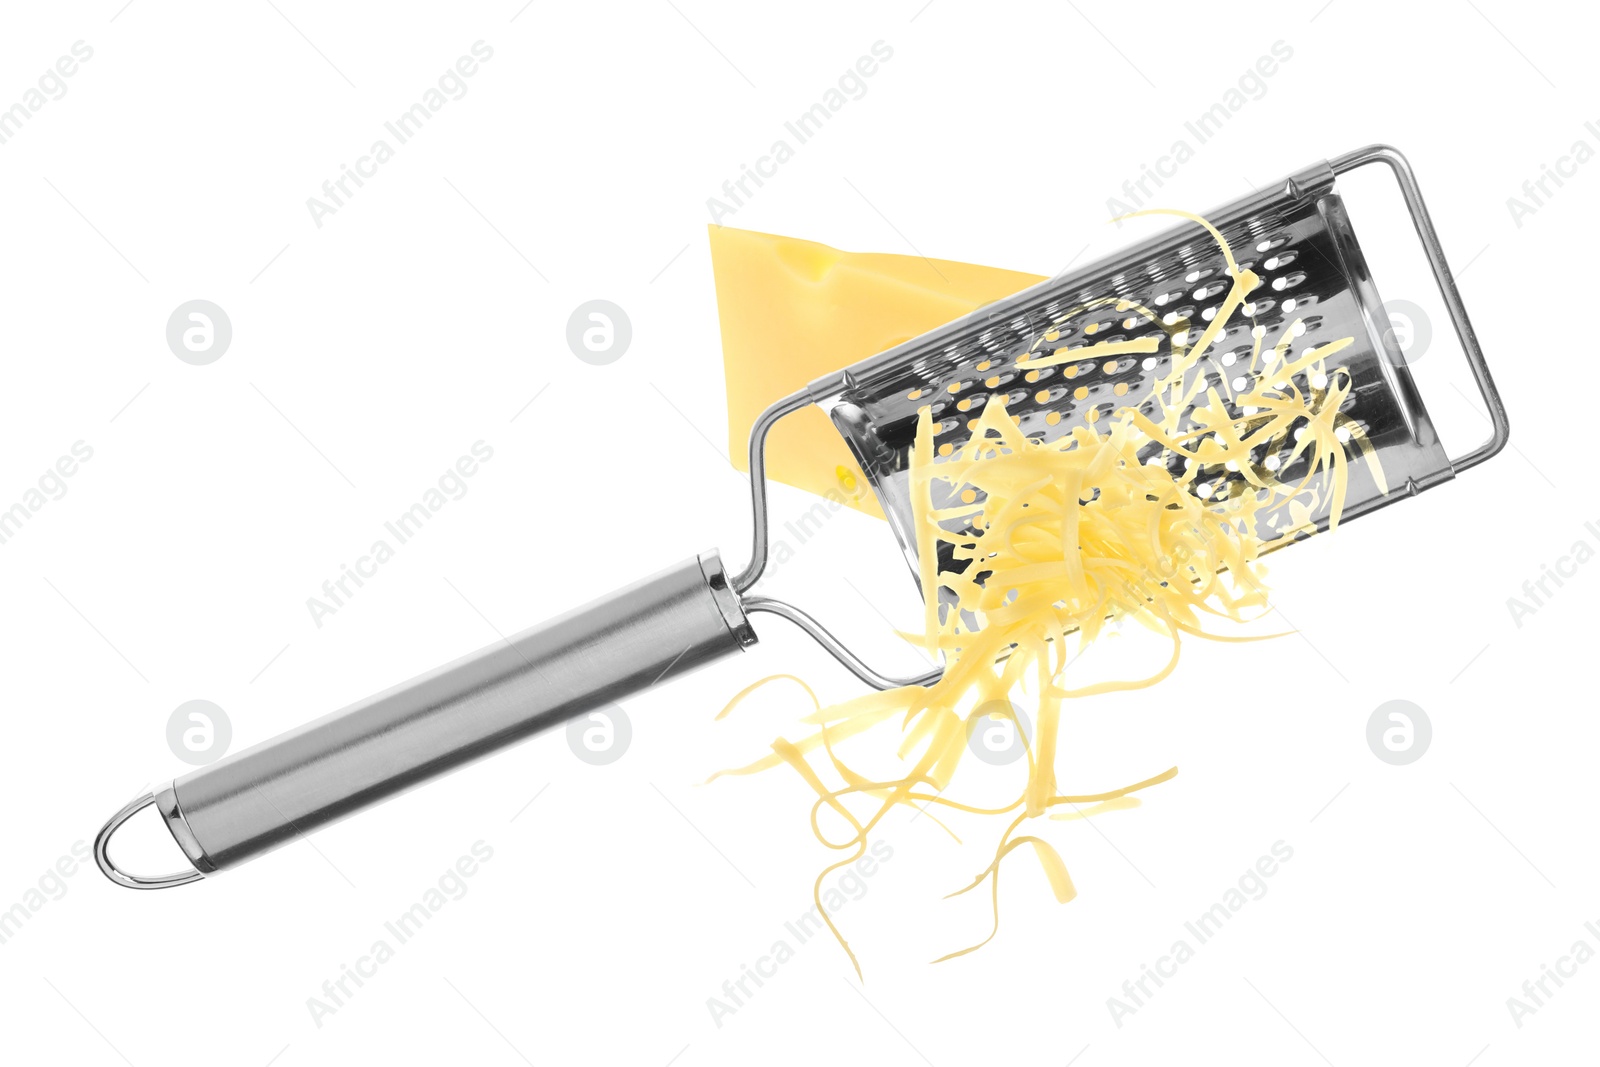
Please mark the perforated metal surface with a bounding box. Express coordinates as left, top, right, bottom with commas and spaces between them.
818, 160, 1453, 586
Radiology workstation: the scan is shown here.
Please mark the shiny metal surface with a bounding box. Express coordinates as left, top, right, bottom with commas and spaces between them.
742, 594, 942, 691
813, 147, 1497, 590
1328, 145, 1509, 471
93, 792, 206, 890
733, 389, 813, 593
156, 551, 754, 875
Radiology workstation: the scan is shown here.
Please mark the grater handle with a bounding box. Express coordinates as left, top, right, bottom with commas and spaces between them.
95, 552, 755, 887
1329, 145, 1510, 472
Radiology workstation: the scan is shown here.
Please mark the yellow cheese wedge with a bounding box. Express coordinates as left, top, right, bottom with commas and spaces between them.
708, 225, 1044, 517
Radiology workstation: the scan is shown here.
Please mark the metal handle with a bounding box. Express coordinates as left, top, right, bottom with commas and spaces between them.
97, 552, 755, 886
1329, 144, 1510, 472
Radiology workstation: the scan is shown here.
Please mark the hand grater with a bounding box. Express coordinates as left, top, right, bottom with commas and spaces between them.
95, 145, 1507, 889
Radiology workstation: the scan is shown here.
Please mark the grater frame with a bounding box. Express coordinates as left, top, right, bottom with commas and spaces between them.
733, 145, 1507, 682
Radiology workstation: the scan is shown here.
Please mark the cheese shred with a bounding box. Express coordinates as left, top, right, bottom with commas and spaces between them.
714, 212, 1386, 975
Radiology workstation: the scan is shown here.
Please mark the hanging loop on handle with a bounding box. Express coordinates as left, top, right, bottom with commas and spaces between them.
94, 791, 206, 890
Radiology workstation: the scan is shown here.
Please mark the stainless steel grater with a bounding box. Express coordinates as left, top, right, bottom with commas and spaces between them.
96, 145, 1507, 889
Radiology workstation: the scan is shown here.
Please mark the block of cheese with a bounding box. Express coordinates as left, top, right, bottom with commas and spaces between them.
708, 225, 1044, 516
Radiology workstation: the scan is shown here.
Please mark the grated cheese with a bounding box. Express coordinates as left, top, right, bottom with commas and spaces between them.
715, 211, 1387, 975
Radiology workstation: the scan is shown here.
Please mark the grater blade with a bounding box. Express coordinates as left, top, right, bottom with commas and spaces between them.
816, 158, 1456, 588
732, 146, 1503, 686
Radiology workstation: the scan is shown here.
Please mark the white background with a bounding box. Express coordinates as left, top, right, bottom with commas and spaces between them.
0, 1, 1591, 1064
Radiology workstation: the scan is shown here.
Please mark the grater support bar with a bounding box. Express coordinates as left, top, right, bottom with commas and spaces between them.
733, 388, 813, 594
733, 388, 937, 691
743, 595, 942, 691
1329, 145, 1508, 472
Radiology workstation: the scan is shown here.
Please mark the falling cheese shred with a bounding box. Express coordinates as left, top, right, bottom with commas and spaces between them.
713, 211, 1388, 976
